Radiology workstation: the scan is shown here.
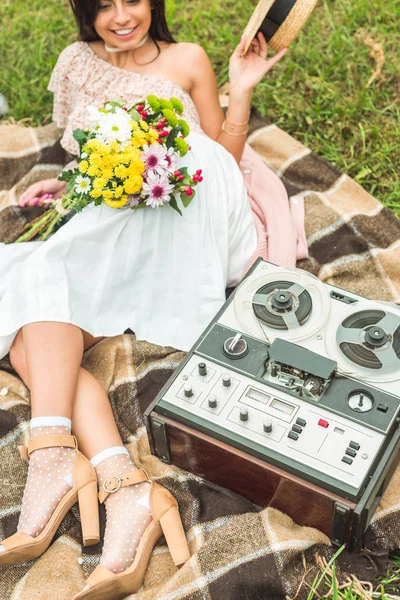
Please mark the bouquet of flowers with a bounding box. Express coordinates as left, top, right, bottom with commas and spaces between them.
16, 95, 204, 242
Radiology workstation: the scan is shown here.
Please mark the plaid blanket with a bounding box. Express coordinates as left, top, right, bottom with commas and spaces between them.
1, 118, 400, 600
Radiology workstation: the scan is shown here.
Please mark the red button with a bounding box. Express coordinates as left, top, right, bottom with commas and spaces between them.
318, 419, 329, 428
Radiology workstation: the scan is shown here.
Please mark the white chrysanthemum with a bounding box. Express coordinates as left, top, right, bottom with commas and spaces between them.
75, 175, 91, 194
142, 172, 175, 208
96, 112, 132, 144
142, 144, 168, 176
164, 147, 177, 173
87, 105, 102, 124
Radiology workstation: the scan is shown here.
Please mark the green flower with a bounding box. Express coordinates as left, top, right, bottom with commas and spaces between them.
147, 95, 161, 112
162, 109, 178, 127
171, 97, 184, 114
174, 137, 189, 157
159, 98, 174, 111
178, 119, 190, 137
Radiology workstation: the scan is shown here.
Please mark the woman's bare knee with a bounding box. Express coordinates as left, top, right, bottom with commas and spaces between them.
81, 330, 105, 351
9, 329, 27, 374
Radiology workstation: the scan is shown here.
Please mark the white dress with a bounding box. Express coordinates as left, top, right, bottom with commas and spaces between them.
0, 42, 257, 357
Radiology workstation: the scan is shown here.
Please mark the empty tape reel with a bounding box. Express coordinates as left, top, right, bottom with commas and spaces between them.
325, 301, 400, 382
233, 267, 331, 343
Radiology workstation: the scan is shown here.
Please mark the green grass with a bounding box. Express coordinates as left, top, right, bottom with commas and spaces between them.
0, 1, 399, 595
0, 0, 399, 213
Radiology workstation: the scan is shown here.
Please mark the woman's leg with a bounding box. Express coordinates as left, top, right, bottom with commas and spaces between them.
18, 322, 84, 418
6, 323, 95, 540
10, 329, 152, 573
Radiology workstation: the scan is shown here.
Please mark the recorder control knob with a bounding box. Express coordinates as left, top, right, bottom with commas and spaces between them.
222, 374, 231, 387
198, 362, 207, 376
183, 384, 194, 398
263, 419, 273, 433
239, 407, 249, 422
208, 395, 218, 409
223, 333, 248, 358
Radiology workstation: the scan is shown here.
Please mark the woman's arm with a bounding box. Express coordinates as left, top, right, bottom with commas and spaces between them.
190, 35, 287, 163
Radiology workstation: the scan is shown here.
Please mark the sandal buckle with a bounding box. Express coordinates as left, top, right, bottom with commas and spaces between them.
103, 476, 122, 494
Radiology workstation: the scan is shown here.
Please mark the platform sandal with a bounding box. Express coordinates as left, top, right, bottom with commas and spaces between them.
0, 434, 100, 566
73, 469, 190, 600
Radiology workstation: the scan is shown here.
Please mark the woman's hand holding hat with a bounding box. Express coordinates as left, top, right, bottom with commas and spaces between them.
229, 33, 287, 94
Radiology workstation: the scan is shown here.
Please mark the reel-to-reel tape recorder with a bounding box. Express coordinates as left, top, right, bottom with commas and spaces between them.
145, 258, 400, 550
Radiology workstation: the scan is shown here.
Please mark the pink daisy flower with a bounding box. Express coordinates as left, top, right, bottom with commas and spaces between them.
142, 144, 168, 175
164, 147, 177, 173
142, 172, 175, 208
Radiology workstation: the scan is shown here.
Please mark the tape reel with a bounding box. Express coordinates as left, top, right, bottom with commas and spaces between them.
233, 267, 331, 343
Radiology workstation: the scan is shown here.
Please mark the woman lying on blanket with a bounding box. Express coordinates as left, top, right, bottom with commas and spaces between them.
0, 1, 288, 597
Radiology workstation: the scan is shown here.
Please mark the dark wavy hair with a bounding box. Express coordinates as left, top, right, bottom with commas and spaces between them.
69, 0, 176, 44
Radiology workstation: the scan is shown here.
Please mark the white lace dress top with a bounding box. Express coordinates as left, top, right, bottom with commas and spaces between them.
48, 42, 204, 155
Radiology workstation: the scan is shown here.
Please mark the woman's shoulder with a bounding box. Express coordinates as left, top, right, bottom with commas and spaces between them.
165, 42, 212, 86
168, 42, 210, 64
55, 41, 88, 66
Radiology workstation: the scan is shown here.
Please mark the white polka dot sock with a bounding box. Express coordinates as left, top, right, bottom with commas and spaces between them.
17, 416, 76, 538
91, 447, 152, 574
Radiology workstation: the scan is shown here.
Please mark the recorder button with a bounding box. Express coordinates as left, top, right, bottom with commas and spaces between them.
349, 441, 360, 450
296, 417, 306, 427
292, 424, 302, 434
263, 419, 273, 433
183, 384, 194, 398
318, 419, 329, 428
342, 456, 353, 465
288, 431, 299, 441
239, 408, 249, 422
198, 363, 207, 376
222, 374, 231, 387
345, 447, 357, 457
208, 395, 218, 409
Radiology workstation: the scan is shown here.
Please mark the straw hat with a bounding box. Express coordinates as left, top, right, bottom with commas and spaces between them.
242, 0, 319, 54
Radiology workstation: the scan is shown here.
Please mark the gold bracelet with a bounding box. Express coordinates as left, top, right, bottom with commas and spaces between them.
222, 120, 249, 136
225, 115, 250, 127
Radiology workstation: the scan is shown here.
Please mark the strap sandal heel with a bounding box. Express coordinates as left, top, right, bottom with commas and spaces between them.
0, 434, 99, 566
159, 505, 190, 567
74, 469, 190, 600
78, 480, 100, 546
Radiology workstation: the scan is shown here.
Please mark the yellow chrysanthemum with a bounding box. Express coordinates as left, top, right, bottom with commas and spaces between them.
114, 186, 124, 198
90, 189, 103, 199
78, 160, 89, 173
89, 153, 102, 167
103, 189, 114, 200
140, 120, 149, 131
99, 155, 113, 169
87, 139, 100, 150
130, 159, 145, 175
104, 196, 128, 209
98, 143, 111, 155
101, 167, 114, 180
87, 165, 98, 177
124, 175, 143, 194
93, 177, 107, 190
114, 165, 129, 179
109, 141, 120, 152
147, 129, 159, 143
